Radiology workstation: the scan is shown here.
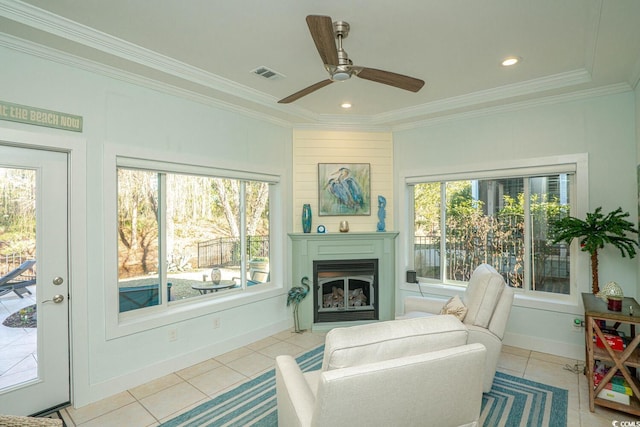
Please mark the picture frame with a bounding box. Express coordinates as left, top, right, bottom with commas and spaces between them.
318, 163, 371, 216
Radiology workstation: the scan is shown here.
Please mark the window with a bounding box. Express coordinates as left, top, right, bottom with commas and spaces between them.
117, 167, 271, 313
412, 171, 573, 295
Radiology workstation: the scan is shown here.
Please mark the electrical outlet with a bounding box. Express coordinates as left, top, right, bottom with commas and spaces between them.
571, 318, 584, 332
168, 328, 178, 341
213, 317, 221, 329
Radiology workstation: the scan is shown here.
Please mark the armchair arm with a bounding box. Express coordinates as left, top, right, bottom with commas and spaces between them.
275, 355, 316, 427
403, 295, 448, 315
466, 325, 502, 393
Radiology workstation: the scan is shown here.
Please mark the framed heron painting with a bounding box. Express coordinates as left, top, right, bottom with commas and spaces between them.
318, 163, 370, 216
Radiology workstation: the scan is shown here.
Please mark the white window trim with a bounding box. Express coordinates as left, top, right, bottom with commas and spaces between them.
398, 153, 589, 313
104, 144, 285, 339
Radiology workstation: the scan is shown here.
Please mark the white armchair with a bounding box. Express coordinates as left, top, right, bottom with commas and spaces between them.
401, 263, 514, 392
275, 316, 487, 427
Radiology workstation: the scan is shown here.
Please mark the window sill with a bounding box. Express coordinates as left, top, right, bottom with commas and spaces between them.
399, 281, 583, 316
108, 284, 283, 340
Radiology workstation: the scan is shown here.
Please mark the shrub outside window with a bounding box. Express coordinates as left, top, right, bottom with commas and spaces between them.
413, 173, 572, 295
117, 167, 270, 313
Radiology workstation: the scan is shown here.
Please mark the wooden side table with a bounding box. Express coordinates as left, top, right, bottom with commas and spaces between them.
582, 293, 640, 415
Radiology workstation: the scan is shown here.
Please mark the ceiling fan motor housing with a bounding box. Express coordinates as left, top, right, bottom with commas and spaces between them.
330, 21, 354, 81
333, 21, 350, 38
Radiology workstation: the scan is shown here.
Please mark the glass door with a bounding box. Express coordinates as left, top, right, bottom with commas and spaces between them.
0, 144, 70, 415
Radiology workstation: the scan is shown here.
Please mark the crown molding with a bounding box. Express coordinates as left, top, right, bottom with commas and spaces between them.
0, 0, 308, 119
291, 121, 392, 132
295, 69, 594, 129
373, 69, 592, 126
0, 33, 294, 129
392, 82, 633, 132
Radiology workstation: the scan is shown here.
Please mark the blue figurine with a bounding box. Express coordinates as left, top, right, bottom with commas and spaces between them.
377, 195, 386, 232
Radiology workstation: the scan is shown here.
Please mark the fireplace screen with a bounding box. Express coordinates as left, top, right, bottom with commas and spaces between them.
313, 259, 378, 323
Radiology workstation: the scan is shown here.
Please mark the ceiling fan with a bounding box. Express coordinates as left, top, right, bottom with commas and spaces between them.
278, 15, 425, 104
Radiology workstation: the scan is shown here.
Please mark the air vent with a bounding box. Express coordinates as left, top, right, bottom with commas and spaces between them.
251, 66, 285, 80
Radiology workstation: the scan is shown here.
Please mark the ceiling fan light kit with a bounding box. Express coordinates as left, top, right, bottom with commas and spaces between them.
278, 15, 425, 104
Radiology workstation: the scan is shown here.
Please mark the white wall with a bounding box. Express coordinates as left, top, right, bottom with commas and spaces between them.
292, 130, 393, 233
393, 91, 638, 360
634, 82, 640, 295
636, 83, 640, 293
0, 46, 293, 406
636, 83, 640, 165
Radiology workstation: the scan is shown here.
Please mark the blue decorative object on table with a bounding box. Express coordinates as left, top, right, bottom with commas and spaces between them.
302, 204, 312, 233
377, 195, 386, 232
317, 225, 326, 233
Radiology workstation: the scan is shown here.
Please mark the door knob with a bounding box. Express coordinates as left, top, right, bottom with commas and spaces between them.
43, 294, 64, 304
53, 276, 64, 285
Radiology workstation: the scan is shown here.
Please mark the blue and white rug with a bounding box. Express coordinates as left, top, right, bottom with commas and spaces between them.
160, 345, 568, 427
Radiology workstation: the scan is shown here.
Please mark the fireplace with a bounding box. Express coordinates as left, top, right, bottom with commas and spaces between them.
313, 259, 378, 323
289, 231, 398, 330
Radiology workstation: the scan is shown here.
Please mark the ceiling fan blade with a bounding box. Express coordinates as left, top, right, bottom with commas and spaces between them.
278, 79, 334, 104
357, 67, 425, 92
306, 15, 339, 66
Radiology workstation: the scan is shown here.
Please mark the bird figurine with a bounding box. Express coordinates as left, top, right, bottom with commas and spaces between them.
287, 276, 310, 333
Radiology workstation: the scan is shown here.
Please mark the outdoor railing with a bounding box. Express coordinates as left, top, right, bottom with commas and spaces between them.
413, 234, 569, 290
197, 235, 269, 268
0, 253, 36, 277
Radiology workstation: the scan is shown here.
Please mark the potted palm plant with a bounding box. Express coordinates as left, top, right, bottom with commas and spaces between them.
551, 207, 639, 294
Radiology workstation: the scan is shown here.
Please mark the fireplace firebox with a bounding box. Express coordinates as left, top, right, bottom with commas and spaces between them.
313, 259, 378, 323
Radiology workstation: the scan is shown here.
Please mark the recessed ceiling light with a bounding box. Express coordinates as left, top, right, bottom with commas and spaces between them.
501, 56, 521, 67
341, 102, 352, 109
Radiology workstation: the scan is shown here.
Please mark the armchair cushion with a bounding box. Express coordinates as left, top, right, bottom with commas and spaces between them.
321, 315, 468, 371
463, 264, 505, 328
440, 294, 468, 321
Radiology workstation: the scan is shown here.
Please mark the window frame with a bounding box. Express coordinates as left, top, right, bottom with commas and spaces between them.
104, 145, 285, 339
399, 153, 589, 313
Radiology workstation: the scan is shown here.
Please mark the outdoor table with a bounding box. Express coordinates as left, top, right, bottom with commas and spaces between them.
191, 280, 236, 294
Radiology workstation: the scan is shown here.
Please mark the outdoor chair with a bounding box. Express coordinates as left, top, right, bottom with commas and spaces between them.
232, 269, 270, 286
0, 259, 36, 298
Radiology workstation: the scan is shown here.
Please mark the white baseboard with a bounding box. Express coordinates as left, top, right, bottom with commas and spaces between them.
75, 319, 290, 408
503, 330, 585, 361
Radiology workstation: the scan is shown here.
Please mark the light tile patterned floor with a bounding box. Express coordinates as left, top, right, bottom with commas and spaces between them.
0, 290, 635, 426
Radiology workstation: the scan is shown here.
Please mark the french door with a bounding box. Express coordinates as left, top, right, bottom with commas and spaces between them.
0, 144, 70, 415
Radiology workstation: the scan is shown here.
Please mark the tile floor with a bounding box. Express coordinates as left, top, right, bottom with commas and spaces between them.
0, 288, 636, 427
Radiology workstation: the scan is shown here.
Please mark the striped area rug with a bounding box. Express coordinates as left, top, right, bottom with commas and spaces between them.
160, 345, 568, 427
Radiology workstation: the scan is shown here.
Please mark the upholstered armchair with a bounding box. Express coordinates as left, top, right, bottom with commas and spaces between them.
401, 263, 514, 392
275, 316, 487, 427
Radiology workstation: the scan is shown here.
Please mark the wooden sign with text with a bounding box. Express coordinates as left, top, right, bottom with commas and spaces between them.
0, 100, 83, 132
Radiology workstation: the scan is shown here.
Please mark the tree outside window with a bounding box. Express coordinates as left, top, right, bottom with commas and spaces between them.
117, 168, 270, 312
413, 173, 571, 294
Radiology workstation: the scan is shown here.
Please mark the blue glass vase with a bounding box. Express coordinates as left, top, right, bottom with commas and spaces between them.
302, 204, 312, 233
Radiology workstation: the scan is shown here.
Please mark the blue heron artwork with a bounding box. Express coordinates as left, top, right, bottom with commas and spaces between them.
318, 163, 370, 215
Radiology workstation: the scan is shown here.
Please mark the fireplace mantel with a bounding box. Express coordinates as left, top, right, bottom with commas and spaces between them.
289, 231, 398, 331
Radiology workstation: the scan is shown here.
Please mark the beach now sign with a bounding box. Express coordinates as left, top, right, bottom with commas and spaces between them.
0, 100, 83, 132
